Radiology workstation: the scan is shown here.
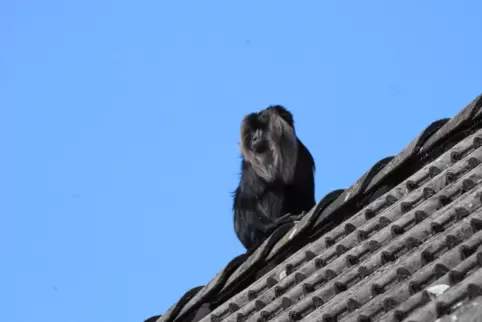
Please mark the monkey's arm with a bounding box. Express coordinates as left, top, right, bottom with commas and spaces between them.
233, 181, 279, 250
234, 204, 276, 250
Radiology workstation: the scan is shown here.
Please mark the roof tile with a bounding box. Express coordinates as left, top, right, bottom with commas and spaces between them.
150, 94, 482, 322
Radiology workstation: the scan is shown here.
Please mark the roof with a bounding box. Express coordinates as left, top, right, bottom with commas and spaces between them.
146, 93, 482, 322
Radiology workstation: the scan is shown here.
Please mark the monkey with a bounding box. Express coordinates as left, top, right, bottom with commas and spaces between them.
233, 105, 316, 250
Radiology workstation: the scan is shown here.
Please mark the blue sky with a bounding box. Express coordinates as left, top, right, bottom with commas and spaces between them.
1, 1, 482, 321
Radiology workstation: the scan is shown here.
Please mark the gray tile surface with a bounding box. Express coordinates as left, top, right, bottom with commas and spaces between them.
152, 94, 482, 322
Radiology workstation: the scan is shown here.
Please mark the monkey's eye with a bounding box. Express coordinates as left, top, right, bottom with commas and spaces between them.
252, 129, 263, 144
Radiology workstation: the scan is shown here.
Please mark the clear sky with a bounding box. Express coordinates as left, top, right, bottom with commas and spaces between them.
1, 1, 482, 322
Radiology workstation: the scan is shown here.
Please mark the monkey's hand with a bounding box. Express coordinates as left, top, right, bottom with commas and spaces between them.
275, 212, 304, 226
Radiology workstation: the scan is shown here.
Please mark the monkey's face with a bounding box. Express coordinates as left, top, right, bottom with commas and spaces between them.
241, 114, 269, 153
250, 127, 269, 153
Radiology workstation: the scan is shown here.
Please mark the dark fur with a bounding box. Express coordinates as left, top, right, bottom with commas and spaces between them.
233, 106, 316, 250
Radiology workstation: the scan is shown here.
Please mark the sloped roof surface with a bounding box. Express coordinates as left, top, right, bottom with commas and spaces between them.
149, 94, 482, 322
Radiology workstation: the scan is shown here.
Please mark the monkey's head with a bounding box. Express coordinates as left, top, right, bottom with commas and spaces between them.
239, 105, 298, 183
240, 105, 295, 154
